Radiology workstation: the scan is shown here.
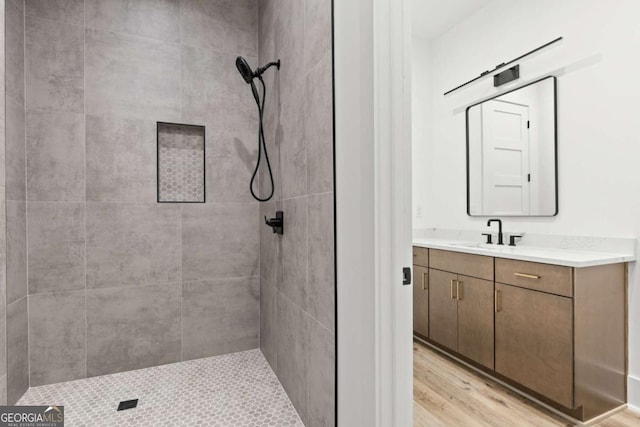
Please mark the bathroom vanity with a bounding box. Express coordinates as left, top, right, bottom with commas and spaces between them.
412, 232, 636, 422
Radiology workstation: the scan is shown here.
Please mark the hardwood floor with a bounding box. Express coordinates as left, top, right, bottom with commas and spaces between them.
413, 340, 640, 427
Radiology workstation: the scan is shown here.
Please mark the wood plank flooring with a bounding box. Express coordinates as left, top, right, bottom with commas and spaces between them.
413, 340, 640, 427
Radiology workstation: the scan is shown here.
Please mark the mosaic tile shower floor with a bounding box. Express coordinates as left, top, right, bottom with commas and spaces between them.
18, 349, 304, 427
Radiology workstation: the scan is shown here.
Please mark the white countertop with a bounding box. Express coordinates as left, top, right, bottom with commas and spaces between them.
413, 229, 637, 268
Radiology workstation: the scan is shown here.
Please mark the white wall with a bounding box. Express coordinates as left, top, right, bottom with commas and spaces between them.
412, 0, 640, 408
411, 36, 432, 229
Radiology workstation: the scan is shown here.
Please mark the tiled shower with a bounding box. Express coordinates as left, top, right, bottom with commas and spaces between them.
0, 0, 335, 425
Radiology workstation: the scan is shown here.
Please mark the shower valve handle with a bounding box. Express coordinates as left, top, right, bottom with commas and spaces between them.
264, 211, 284, 235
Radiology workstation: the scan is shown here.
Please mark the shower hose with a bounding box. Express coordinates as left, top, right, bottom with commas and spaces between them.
249, 76, 275, 202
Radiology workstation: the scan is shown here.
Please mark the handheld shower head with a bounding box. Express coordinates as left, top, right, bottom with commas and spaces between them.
236, 55, 281, 202
236, 56, 254, 84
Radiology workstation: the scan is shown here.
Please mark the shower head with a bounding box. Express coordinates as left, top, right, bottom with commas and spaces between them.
236, 56, 255, 84
236, 56, 281, 84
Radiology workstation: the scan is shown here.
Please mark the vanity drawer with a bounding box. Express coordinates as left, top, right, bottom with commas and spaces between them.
495, 258, 573, 297
413, 246, 429, 267
429, 249, 493, 281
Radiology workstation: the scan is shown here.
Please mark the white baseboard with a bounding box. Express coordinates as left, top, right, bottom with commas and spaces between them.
628, 375, 640, 412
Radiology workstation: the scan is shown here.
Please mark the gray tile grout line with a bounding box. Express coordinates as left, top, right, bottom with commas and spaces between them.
24, 200, 262, 205
23, 0, 30, 392
179, 205, 184, 363
25, 275, 263, 298
1, 0, 6, 403
83, 0, 88, 383
178, 0, 183, 364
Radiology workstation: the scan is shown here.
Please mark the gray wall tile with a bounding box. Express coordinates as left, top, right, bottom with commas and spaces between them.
279, 101, 306, 199
25, 0, 83, 25
29, 291, 86, 386
85, 0, 180, 43
305, 54, 333, 195
260, 278, 277, 371
85, 115, 156, 203
7, 201, 27, 304
307, 193, 334, 333
26, 110, 85, 201
7, 297, 28, 405
181, 45, 256, 132
304, 0, 332, 71
27, 202, 85, 294
86, 283, 182, 377
272, 0, 304, 111
0, 375, 6, 406
266, 0, 306, 201
258, 0, 275, 64
206, 128, 258, 203
25, 16, 84, 113
0, 190, 5, 376
86, 203, 181, 289
308, 319, 335, 427
260, 200, 281, 286
182, 203, 259, 281
259, 1, 335, 420
258, 120, 281, 200
85, 29, 180, 121
6, 100, 25, 201
0, 119, 5, 188
0, 0, 4, 150
6, 0, 24, 106
180, 0, 257, 57
0, 301, 5, 380
281, 197, 308, 310
276, 294, 309, 423
182, 277, 259, 360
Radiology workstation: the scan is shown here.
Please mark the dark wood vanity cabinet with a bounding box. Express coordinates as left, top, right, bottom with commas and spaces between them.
495, 282, 573, 408
412, 265, 429, 338
457, 275, 495, 370
412, 247, 429, 338
413, 246, 628, 422
428, 250, 494, 369
428, 269, 457, 349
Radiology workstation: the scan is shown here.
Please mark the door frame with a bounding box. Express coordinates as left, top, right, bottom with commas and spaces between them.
335, 0, 413, 424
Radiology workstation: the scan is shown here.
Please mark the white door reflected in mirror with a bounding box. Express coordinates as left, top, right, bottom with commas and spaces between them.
467, 76, 557, 216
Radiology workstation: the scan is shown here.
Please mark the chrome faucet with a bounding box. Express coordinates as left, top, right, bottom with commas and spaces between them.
486, 219, 504, 245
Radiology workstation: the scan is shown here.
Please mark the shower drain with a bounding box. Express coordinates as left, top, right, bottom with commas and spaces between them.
117, 399, 138, 411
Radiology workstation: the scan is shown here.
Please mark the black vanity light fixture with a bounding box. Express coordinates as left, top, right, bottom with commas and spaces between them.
494, 65, 519, 87
444, 36, 563, 95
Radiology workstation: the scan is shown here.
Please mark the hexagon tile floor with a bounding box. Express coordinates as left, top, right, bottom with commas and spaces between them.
18, 349, 304, 427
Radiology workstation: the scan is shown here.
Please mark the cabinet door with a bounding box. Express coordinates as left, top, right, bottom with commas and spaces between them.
457, 275, 494, 369
428, 269, 458, 351
495, 283, 573, 408
413, 266, 429, 338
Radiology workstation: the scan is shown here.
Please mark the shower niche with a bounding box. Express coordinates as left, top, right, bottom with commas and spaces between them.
157, 122, 206, 203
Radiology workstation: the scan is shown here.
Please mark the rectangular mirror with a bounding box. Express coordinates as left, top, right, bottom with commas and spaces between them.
467, 76, 557, 216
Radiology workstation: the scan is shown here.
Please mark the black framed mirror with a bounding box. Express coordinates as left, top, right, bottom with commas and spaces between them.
466, 76, 558, 216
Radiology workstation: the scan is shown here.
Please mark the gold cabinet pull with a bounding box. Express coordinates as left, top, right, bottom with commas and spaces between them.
514, 272, 541, 279
422, 272, 427, 290
456, 280, 462, 300
495, 289, 500, 312
450, 279, 456, 299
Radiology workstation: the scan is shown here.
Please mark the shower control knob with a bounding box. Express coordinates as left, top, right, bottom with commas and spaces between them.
264, 211, 284, 235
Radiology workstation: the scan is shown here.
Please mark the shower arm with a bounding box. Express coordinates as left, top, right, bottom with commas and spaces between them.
254, 60, 281, 78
